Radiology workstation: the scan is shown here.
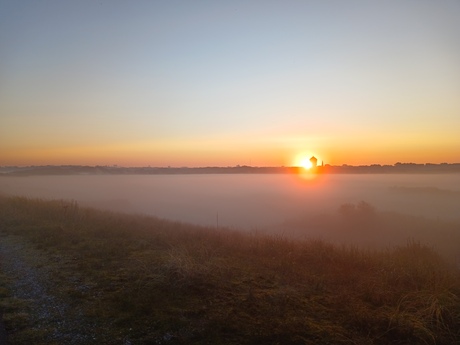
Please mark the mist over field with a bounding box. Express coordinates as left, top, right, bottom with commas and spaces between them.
1, 174, 459, 242
2, 174, 460, 343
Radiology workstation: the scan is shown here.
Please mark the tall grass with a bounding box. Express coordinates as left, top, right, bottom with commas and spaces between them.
0, 196, 459, 344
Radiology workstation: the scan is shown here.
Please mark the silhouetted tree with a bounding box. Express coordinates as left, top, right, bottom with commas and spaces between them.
338, 201, 377, 230
338, 203, 356, 218
356, 201, 375, 217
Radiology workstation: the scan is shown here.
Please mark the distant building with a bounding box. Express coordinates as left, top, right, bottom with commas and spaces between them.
310, 156, 318, 168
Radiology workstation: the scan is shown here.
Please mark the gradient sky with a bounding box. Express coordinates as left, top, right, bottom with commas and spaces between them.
1, 1, 459, 167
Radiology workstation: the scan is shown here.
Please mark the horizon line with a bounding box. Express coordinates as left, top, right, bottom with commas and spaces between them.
2, 162, 460, 169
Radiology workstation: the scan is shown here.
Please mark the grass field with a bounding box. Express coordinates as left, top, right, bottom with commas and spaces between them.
1, 195, 459, 344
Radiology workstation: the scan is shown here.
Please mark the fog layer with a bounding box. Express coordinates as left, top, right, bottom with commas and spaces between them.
1, 174, 459, 227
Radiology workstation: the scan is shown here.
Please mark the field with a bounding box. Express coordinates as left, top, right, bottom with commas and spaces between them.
1, 195, 460, 344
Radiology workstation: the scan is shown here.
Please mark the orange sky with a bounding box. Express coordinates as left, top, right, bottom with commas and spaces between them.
1, 2, 459, 167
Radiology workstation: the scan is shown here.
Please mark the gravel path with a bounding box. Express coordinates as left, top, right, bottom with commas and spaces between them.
0, 234, 94, 344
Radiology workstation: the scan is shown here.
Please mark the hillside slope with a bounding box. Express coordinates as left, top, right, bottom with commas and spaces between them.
1, 196, 459, 344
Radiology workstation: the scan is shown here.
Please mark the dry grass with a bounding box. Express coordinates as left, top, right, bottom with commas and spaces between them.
0, 195, 459, 344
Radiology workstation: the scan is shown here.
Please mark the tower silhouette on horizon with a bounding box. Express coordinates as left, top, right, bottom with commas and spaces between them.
310, 156, 318, 168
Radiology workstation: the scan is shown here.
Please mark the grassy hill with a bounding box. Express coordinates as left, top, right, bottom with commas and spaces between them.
0, 196, 459, 344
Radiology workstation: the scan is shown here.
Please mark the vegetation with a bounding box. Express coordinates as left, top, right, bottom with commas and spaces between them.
0, 196, 459, 344
282, 201, 460, 263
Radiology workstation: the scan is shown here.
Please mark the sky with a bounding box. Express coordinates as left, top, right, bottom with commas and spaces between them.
1, 1, 459, 167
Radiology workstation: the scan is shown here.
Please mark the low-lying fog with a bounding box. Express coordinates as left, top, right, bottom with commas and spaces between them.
1, 173, 460, 260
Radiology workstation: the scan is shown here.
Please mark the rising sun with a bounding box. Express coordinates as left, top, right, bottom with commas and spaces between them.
299, 157, 313, 170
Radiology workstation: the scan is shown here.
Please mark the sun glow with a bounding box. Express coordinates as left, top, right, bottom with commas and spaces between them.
299, 157, 313, 170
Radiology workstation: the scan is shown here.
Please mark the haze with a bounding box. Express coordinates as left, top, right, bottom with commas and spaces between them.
1, 1, 460, 259
2, 173, 460, 246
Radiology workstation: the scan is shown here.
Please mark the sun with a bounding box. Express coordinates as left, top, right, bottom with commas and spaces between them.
299, 157, 313, 170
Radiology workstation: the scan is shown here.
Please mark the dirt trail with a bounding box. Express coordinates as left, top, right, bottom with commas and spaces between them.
0, 234, 94, 344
